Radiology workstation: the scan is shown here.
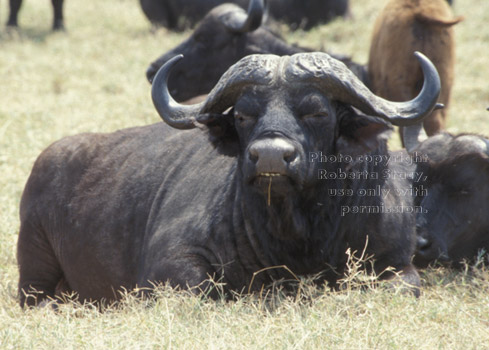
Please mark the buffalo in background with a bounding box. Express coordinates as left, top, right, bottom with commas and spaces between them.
368, 0, 463, 142
16, 51, 442, 307
139, 0, 350, 31
146, 0, 366, 102
6, 0, 64, 30
408, 132, 489, 267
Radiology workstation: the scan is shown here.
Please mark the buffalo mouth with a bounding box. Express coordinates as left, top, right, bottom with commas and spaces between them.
251, 172, 294, 197
414, 235, 450, 268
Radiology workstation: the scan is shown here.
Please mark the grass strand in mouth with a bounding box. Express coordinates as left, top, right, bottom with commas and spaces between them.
267, 176, 272, 206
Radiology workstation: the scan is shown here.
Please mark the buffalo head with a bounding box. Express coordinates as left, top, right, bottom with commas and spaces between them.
151, 52, 441, 200
411, 133, 489, 267
146, 0, 315, 102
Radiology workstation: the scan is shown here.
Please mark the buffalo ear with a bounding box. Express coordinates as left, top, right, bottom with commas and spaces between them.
336, 105, 393, 157
197, 109, 238, 142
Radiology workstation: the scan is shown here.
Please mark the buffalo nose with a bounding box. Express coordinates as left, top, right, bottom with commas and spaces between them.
249, 138, 297, 173
416, 236, 431, 252
146, 65, 158, 83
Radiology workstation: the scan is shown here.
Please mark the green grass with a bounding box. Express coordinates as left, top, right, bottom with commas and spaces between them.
1, 0, 489, 348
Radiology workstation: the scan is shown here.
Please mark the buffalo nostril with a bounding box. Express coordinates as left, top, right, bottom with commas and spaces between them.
416, 236, 431, 252
249, 146, 259, 162
283, 146, 297, 163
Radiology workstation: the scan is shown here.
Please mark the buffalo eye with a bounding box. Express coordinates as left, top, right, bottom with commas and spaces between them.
192, 25, 215, 46
300, 112, 328, 121
297, 93, 330, 122
233, 96, 261, 127
234, 110, 256, 126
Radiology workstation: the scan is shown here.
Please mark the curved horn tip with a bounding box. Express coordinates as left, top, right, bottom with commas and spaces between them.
226, 0, 264, 33
244, 0, 265, 31
160, 54, 183, 74
413, 51, 437, 72
413, 51, 426, 60
151, 53, 201, 130
249, 0, 265, 12
435, 103, 445, 110
413, 51, 434, 64
151, 54, 184, 99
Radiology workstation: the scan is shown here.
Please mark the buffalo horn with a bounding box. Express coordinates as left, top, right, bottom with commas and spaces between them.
151, 55, 205, 129
295, 51, 443, 127
222, 0, 264, 33
403, 124, 428, 153
152, 52, 442, 132
152, 54, 272, 129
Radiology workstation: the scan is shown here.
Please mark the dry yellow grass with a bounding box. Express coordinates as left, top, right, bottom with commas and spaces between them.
1, 0, 489, 349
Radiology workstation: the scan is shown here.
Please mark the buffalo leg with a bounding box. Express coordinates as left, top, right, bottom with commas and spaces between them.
7, 0, 22, 27
423, 110, 446, 136
52, 0, 64, 30
17, 221, 64, 308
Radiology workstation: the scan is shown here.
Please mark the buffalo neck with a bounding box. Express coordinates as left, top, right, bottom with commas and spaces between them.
234, 143, 391, 281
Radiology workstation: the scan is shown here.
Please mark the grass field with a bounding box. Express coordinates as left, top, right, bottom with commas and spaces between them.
1, 0, 489, 348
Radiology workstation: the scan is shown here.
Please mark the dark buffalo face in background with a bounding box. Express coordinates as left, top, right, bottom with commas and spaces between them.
412, 133, 489, 267
139, 0, 350, 31
146, 0, 366, 102
7, 0, 65, 30
145, 0, 307, 102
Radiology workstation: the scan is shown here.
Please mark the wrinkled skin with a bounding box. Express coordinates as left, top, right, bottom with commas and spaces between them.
412, 133, 489, 267
146, 3, 367, 102
140, 0, 350, 31
17, 53, 427, 308
7, 0, 64, 30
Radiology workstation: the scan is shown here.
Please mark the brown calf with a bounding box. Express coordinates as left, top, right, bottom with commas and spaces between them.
368, 0, 463, 139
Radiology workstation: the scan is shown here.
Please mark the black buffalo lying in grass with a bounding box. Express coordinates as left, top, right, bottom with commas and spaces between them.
140, 0, 350, 31
6, 0, 64, 30
17, 51, 441, 307
146, 0, 366, 102
409, 133, 489, 267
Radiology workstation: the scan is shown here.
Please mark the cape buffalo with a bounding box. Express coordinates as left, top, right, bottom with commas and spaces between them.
7, 0, 64, 30
408, 133, 489, 267
146, 0, 366, 102
368, 0, 463, 142
140, 0, 350, 31
17, 52, 441, 307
